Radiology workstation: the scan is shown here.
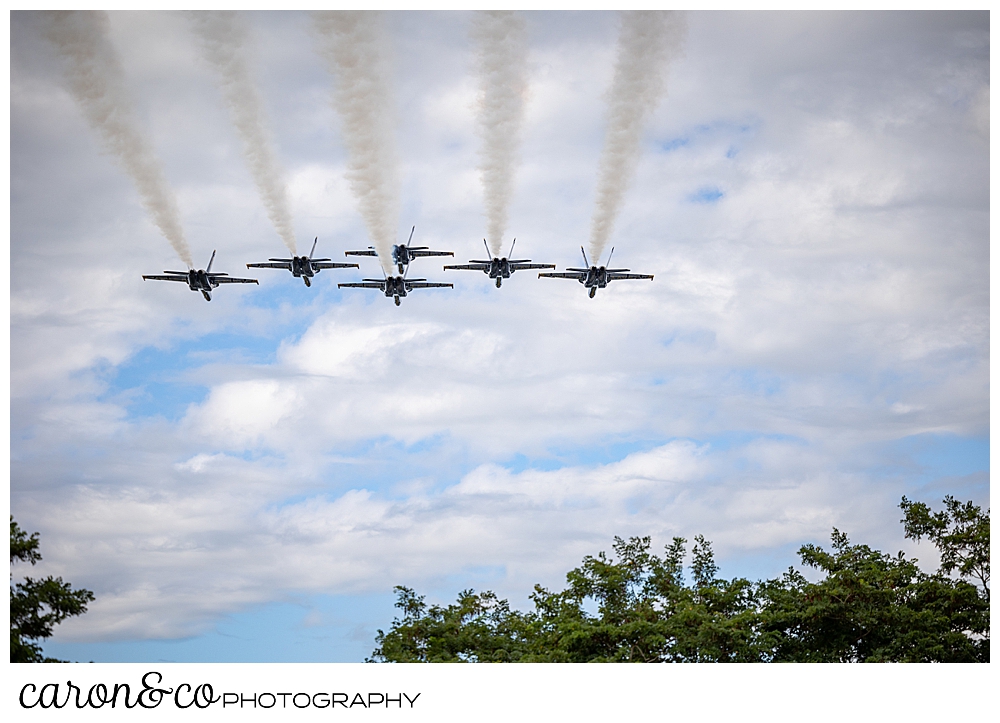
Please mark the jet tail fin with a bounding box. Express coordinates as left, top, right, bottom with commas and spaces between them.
310, 237, 318, 259
406, 225, 416, 247
207, 250, 217, 273
580, 246, 590, 268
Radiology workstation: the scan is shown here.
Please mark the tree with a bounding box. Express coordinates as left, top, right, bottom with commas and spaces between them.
10, 517, 95, 663
521, 535, 770, 662
370, 497, 989, 663
900, 495, 989, 601
758, 529, 988, 662
368, 587, 533, 662
371, 535, 774, 663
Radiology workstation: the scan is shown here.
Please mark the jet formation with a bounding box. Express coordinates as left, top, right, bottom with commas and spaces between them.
337, 226, 453, 305
143, 231, 654, 303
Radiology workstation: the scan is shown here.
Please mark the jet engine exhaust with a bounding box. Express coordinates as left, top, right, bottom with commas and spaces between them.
472, 11, 528, 258
313, 11, 400, 276
42, 11, 194, 268
190, 11, 298, 256
587, 11, 686, 263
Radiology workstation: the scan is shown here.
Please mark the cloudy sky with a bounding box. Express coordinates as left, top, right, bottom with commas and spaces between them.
10, 10, 988, 663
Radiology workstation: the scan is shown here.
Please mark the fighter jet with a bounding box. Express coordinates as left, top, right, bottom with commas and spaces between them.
246, 237, 358, 287
338, 272, 453, 306
142, 251, 258, 301
345, 226, 453, 274
444, 239, 555, 288
538, 247, 653, 298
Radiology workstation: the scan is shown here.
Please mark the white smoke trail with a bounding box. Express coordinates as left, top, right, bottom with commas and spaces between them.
588, 11, 686, 264
471, 11, 528, 259
43, 11, 193, 268
313, 11, 399, 275
190, 11, 297, 255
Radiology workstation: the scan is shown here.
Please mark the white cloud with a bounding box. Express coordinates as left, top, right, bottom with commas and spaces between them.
40, 438, 884, 641
190, 379, 300, 445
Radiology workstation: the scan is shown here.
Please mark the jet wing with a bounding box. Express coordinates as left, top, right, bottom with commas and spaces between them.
142, 274, 189, 282
405, 281, 453, 289
510, 263, 556, 270
409, 250, 454, 258
443, 263, 490, 270
338, 281, 386, 289
313, 262, 359, 269
246, 262, 292, 269
212, 276, 259, 284
608, 273, 654, 280
345, 250, 378, 257
538, 271, 586, 279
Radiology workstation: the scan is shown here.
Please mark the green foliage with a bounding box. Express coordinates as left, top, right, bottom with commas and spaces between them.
758, 528, 988, 662
11, 520, 43, 567
522, 535, 770, 662
10, 517, 95, 663
368, 587, 532, 662
900, 495, 989, 600
370, 498, 989, 663
372, 535, 775, 662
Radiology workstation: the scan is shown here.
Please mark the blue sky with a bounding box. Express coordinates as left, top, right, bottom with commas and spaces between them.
10, 10, 989, 663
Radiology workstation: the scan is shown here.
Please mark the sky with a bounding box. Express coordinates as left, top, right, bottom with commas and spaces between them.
9, 10, 989, 663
